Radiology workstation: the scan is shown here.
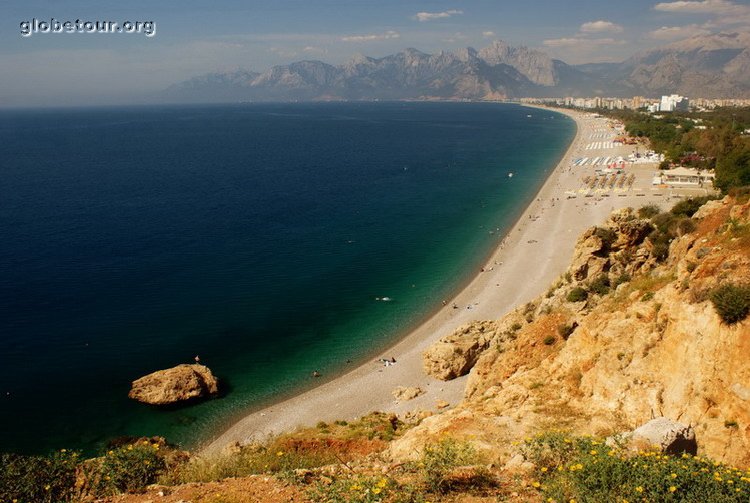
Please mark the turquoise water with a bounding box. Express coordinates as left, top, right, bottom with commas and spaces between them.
0, 102, 574, 454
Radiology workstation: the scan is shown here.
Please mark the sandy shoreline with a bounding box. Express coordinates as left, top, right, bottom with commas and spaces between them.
203, 105, 665, 455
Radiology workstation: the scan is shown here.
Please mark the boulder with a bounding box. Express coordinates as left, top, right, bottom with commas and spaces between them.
423, 322, 494, 380
629, 417, 697, 455
129, 364, 219, 405
392, 386, 425, 401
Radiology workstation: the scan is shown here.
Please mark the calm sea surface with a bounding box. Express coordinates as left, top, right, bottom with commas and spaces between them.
0, 102, 574, 454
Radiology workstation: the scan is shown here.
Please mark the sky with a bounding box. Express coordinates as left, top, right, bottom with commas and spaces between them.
1, 0, 749, 106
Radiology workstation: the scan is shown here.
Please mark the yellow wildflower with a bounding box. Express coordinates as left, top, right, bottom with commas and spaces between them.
671, 473, 677, 479
532, 481, 541, 488
373, 488, 382, 495
377, 478, 387, 487
276, 451, 284, 456
669, 486, 676, 493
635, 486, 643, 493
590, 450, 598, 455
541, 467, 548, 472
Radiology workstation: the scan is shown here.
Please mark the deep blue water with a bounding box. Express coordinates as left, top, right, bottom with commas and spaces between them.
0, 102, 574, 454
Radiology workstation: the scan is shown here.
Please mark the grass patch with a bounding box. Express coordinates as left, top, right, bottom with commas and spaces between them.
417, 438, 488, 494
164, 413, 403, 485
307, 475, 420, 503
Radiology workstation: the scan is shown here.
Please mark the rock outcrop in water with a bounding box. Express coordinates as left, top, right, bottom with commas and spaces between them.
128, 364, 219, 405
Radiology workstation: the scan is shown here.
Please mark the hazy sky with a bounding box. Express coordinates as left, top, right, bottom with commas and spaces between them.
2, 0, 749, 106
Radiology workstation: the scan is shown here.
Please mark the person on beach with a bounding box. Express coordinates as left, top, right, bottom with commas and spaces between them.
312, 370, 321, 378
194, 355, 201, 364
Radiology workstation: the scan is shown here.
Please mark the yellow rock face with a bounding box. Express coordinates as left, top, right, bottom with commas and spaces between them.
393, 196, 750, 467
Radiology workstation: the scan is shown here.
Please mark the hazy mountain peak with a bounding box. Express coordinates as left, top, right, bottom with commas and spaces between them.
161, 35, 750, 104
478, 39, 557, 86
453, 46, 478, 62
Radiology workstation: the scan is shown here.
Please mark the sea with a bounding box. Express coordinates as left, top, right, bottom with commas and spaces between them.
0, 102, 575, 454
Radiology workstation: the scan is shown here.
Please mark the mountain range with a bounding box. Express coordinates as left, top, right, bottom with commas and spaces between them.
163, 32, 750, 103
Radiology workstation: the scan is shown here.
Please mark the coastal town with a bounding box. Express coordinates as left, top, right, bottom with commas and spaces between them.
522, 95, 750, 111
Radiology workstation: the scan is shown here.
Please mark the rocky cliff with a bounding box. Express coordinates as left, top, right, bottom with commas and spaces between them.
395, 196, 750, 467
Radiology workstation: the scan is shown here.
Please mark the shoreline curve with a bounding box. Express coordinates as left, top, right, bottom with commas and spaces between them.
202, 105, 643, 455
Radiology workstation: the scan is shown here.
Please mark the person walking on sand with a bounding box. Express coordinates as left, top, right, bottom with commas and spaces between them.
194, 355, 201, 364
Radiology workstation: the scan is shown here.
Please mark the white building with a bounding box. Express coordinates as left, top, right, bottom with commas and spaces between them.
652, 167, 714, 187
659, 94, 689, 112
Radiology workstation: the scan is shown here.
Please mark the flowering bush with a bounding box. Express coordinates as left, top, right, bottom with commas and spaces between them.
91, 440, 166, 495
0, 449, 79, 503
523, 432, 750, 502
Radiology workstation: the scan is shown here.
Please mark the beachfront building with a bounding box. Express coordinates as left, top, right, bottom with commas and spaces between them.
652, 167, 715, 187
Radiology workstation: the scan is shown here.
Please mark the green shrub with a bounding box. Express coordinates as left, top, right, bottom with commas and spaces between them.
671, 196, 712, 217
652, 212, 677, 234
92, 441, 166, 495
728, 186, 750, 204
419, 438, 479, 493
510, 322, 523, 332
676, 217, 697, 235
641, 291, 655, 301
638, 204, 660, 218
566, 287, 588, 303
648, 230, 672, 261
593, 227, 617, 253
588, 274, 611, 296
0, 450, 79, 503
523, 432, 750, 503
543, 335, 556, 345
710, 283, 750, 324
612, 272, 631, 289
557, 323, 576, 339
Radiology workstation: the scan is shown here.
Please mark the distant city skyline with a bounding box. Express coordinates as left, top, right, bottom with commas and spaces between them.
1, 0, 749, 106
